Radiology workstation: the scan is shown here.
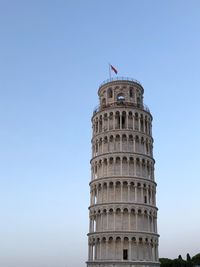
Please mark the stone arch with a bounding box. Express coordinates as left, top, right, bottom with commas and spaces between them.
115, 207, 121, 231
103, 158, 108, 176
98, 159, 103, 178
129, 87, 134, 98
144, 116, 148, 134
141, 136, 145, 153
115, 111, 120, 129
115, 156, 121, 175
109, 135, 114, 151
135, 112, 139, 130
115, 180, 121, 202
140, 113, 144, 132
115, 134, 120, 151
109, 157, 114, 176
107, 88, 113, 98
109, 112, 114, 130
128, 111, 133, 129
117, 93, 125, 102
146, 138, 149, 155
116, 236, 122, 260
122, 180, 128, 201
122, 209, 129, 230
108, 209, 114, 230
136, 157, 140, 176
103, 136, 108, 152
122, 156, 128, 176
122, 134, 127, 151
129, 134, 134, 152
103, 112, 108, 131
142, 158, 146, 177
99, 115, 103, 133
99, 137, 103, 154
108, 181, 114, 202
122, 111, 126, 129
129, 157, 134, 176
135, 135, 139, 152
102, 97, 106, 107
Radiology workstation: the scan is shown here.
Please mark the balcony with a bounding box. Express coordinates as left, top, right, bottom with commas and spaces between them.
99, 77, 142, 88
93, 101, 150, 115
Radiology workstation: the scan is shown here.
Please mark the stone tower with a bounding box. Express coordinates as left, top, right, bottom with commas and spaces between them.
87, 78, 159, 267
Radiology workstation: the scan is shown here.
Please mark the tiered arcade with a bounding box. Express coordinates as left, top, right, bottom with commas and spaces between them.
87, 78, 159, 267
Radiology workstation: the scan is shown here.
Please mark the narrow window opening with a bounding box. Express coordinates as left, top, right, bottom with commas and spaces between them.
137, 97, 141, 107
118, 116, 120, 128
130, 88, 133, 98
122, 115, 126, 129
108, 88, 113, 98
123, 249, 128, 260
102, 98, 106, 106
144, 195, 147, 204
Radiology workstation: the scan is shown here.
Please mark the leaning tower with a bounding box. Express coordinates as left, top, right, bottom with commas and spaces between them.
87, 78, 159, 267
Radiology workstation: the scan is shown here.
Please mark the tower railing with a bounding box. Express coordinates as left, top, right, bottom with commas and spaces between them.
99, 77, 142, 88
93, 102, 150, 115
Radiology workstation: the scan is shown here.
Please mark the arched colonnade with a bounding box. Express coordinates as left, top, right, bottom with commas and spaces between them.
89, 206, 157, 233
93, 111, 152, 136
91, 156, 155, 181
92, 134, 153, 157
88, 235, 159, 262
90, 180, 156, 206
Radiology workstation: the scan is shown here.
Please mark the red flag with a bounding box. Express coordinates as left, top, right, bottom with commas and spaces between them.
110, 64, 118, 74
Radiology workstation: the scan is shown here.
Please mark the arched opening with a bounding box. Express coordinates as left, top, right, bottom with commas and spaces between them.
104, 136, 108, 152
128, 111, 133, 129
109, 112, 113, 130
94, 216, 97, 232
135, 113, 139, 130
129, 87, 133, 98
123, 208, 129, 230
122, 134, 127, 151
115, 157, 121, 175
116, 237, 121, 260
140, 114, 144, 132
102, 98, 106, 106
104, 113, 108, 131
107, 88, 113, 98
115, 111, 120, 129
108, 209, 114, 230
109, 135, 114, 151
135, 135, 139, 152
117, 93, 125, 102
109, 157, 114, 175
122, 111, 126, 129
103, 158, 108, 176
123, 237, 129, 260
115, 134, 120, 151
137, 97, 141, 107
115, 181, 121, 201
129, 157, 134, 176
122, 157, 128, 176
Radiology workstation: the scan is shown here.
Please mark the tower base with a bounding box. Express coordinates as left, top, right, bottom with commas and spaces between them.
87, 260, 160, 267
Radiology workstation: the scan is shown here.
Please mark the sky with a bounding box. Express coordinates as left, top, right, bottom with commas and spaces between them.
0, 1, 200, 266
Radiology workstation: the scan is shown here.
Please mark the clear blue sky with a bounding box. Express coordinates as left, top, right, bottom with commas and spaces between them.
0, 1, 200, 266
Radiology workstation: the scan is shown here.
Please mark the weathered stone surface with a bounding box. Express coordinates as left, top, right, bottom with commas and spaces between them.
87, 78, 159, 267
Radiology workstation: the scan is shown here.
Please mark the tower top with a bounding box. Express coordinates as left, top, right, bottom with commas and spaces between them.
94, 77, 149, 115
98, 77, 143, 95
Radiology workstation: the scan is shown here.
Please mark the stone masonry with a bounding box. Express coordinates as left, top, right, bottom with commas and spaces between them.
87, 78, 159, 267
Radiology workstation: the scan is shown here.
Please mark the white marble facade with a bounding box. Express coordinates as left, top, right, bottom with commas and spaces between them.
87, 78, 159, 267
